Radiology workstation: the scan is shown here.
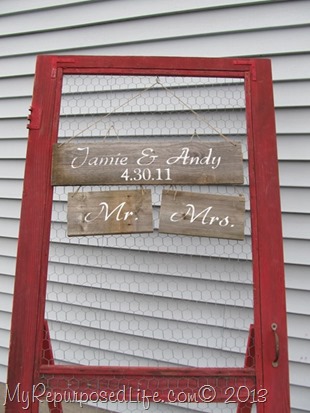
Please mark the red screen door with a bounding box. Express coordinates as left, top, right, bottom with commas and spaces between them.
6, 55, 290, 413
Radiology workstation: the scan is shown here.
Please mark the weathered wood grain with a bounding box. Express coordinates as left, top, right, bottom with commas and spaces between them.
159, 190, 245, 240
67, 189, 153, 236
52, 140, 243, 186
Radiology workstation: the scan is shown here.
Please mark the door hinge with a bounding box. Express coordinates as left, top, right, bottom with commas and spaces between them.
27, 106, 42, 130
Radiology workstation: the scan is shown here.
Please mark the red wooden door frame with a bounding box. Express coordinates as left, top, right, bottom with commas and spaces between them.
5, 55, 290, 412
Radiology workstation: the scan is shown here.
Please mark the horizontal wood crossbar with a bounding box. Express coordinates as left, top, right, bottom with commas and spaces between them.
39, 366, 256, 404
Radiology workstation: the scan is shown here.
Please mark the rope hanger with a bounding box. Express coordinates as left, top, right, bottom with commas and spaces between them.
60, 76, 236, 146
155, 77, 235, 145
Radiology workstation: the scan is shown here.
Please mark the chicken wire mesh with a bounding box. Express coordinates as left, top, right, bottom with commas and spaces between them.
41, 74, 256, 412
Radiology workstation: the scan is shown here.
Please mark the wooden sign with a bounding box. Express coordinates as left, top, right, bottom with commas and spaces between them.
159, 190, 245, 240
67, 189, 153, 236
52, 141, 243, 186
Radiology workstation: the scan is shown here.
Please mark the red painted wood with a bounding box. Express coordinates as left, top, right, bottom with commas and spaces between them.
39, 366, 256, 404
42, 321, 63, 413
5, 55, 290, 413
5, 56, 61, 413
237, 324, 255, 413
39, 365, 255, 377
246, 59, 290, 413
42, 320, 55, 367
244, 69, 265, 402
56, 54, 252, 74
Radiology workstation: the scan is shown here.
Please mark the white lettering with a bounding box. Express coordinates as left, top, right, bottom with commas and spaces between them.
170, 204, 213, 224
32, 383, 46, 404
166, 147, 190, 165
170, 204, 231, 227
71, 146, 89, 169
21, 390, 30, 410
137, 148, 158, 166
84, 202, 135, 223
3, 383, 21, 405
212, 155, 221, 169
166, 147, 221, 168
71, 146, 128, 169
219, 216, 230, 226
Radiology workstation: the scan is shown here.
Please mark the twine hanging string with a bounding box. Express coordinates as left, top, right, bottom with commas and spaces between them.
155, 77, 236, 146
59, 76, 236, 146
103, 124, 120, 141
190, 129, 202, 141
59, 79, 160, 146
71, 185, 82, 197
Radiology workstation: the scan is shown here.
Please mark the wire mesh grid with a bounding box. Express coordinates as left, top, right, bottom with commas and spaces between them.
42, 74, 256, 412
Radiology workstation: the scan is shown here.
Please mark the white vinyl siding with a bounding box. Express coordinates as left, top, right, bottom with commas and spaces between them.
0, 1, 309, 412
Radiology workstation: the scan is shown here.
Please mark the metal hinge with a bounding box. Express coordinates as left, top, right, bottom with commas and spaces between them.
27, 106, 42, 130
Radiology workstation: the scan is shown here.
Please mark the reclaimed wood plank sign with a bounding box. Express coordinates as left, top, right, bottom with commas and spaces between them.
67, 189, 153, 236
52, 140, 243, 186
159, 190, 245, 240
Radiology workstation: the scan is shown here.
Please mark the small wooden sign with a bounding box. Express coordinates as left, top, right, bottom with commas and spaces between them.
159, 190, 245, 240
67, 189, 153, 236
52, 141, 243, 186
